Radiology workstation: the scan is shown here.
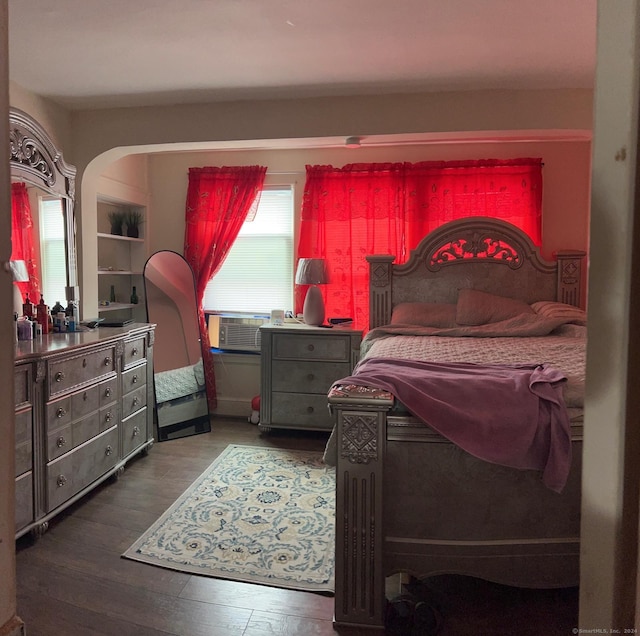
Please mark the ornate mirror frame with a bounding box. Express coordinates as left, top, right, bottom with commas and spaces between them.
9, 107, 78, 290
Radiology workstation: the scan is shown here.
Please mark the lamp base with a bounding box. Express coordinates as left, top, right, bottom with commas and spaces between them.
302, 285, 325, 326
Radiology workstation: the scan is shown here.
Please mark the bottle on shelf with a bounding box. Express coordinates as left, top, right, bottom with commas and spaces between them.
110, 285, 116, 303
36, 294, 50, 334
130, 286, 139, 305
22, 293, 34, 318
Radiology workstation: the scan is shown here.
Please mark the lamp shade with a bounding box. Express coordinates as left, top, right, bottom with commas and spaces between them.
295, 258, 329, 285
295, 258, 329, 326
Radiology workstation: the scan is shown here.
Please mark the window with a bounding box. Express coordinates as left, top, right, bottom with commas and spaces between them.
39, 197, 67, 305
203, 186, 294, 314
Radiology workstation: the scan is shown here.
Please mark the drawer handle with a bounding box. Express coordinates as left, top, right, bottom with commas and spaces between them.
104, 356, 111, 366
56, 436, 66, 448
105, 387, 112, 398
307, 344, 315, 352
132, 374, 138, 384
133, 425, 140, 436
307, 373, 315, 381
105, 445, 113, 456
132, 397, 140, 406
132, 348, 139, 356
56, 407, 66, 418
82, 358, 87, 368
105, 411, 112, 423
306, 406, 314, 414
55, 371, 65, 383
56, 475, 67, 487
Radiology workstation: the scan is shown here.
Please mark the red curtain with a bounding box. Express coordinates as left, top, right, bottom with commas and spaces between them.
297, 159, 542, 330
184, 165, 267, 409
11, 182, 40, 303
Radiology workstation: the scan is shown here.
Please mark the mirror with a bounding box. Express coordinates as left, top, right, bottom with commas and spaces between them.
143, 250, 211, 441
9, 108, 78, 309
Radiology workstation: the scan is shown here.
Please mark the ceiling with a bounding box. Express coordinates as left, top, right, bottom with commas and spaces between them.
8, 0, 597, 111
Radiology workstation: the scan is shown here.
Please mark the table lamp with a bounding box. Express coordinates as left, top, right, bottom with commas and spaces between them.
295, 258, 329, 326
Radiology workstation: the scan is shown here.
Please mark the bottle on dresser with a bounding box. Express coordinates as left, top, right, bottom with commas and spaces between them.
36, 294, 50, 334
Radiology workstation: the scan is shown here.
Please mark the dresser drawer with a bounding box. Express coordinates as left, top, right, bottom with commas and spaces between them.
46, 426, 119, 513
99, 376, 118, 407
15, 408, 32, 477
15, 472, 33, 533
100, 403, 119, 433
122, 364, 146, 394
15, 364, 32, 409
123, 337, 146, 369
271, 360, 350, 394
271, 392, 334, 430
122, 384, 147, 419
71, 384, 101, 421
46, 411, 101, 462
45, 396, 72, 432
121, 408, 147, 457
48, 346, 117, 398
272, 333, 350, 362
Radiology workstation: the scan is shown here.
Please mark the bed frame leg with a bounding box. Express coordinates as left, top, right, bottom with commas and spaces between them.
333, 404, 388, 630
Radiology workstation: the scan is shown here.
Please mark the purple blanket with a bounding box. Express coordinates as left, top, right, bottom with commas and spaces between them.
333, 357, 572, 493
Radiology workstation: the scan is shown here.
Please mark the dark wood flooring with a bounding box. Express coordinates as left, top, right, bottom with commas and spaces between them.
15, 417, 578, 636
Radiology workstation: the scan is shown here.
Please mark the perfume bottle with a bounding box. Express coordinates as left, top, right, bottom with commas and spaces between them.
130, 286, 139, 304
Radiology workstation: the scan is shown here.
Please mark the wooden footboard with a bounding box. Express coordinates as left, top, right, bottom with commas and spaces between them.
330, 393, 582, 630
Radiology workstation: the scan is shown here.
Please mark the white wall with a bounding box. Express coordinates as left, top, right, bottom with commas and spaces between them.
1, 3, 21, 634
580, 0, 640, 628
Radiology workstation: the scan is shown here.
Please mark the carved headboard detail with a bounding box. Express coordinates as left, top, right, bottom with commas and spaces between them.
367, 217, 585, 329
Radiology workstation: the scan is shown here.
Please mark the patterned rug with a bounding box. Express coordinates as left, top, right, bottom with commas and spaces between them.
122, 444, 335, 592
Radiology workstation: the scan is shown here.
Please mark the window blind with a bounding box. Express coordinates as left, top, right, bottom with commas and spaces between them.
39, 197, 67, 305
203, 186, 294, 314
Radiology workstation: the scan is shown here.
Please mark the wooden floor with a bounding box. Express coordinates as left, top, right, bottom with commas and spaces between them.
15, 417, 578, 636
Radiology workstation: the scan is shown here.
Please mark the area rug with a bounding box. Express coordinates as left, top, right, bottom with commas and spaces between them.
122, 444, 335, 592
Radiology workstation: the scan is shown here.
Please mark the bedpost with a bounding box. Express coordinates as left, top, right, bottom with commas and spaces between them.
329, 390, 393, 630
367, 254, 396, 329
556, 250, 587, 307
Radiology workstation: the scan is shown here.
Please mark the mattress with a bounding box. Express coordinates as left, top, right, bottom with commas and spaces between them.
361, 327, 586, 409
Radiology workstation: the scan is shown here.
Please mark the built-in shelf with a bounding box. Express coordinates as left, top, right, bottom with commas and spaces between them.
98, 270, 142, 275
98, 302, 140, 313
97, 232, 144, 243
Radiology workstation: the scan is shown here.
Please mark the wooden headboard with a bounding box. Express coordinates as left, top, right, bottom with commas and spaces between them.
367, 217, 586, 329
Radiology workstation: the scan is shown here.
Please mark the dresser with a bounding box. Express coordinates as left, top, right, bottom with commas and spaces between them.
259, 323, 362, 432
14, 323, 155, 539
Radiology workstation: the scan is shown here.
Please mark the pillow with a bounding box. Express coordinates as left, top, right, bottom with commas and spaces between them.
456, 288, 535, 326
390, 302, 457, 328
531, 301, 587, 325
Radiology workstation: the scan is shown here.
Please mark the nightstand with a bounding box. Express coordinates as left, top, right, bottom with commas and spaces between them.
258, 323, 363, 432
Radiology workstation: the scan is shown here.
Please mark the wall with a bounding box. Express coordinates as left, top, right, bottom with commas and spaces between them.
9, 80, 72, 157
147, 139, 592, 260
580, 0, 640, 628
1, 3, 23, 634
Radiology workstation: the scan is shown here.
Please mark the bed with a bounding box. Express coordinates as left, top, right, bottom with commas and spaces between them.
326, 216, 586, 630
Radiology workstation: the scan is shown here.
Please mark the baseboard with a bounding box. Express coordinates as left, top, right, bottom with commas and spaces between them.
0, 616, 25, 636
211, 397, 252, 419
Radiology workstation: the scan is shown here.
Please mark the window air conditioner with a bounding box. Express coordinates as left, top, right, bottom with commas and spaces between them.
208, 313, 270, 352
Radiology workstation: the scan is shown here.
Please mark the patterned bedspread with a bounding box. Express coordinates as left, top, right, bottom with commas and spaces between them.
154, 360, 206, 403
361, 326, 586, 408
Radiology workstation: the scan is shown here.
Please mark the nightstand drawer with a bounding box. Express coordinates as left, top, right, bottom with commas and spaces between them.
272, 360, 350, 394
271, 392, 334, 429
272, 333, 350, 361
